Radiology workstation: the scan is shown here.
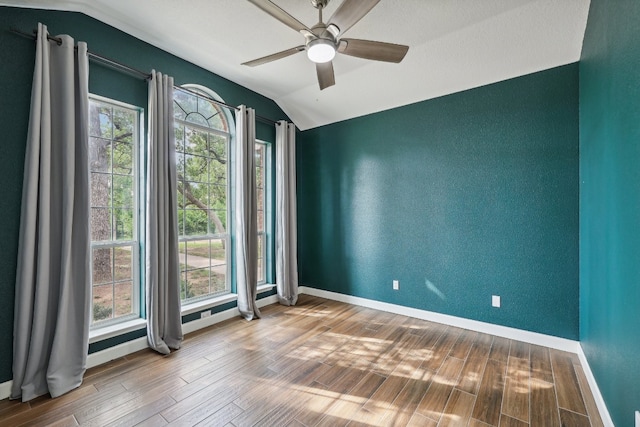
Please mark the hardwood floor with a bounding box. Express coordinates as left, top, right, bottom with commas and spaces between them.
0, 295, 603, 426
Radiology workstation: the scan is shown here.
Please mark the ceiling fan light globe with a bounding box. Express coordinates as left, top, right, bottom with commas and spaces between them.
307, 40, 336, 63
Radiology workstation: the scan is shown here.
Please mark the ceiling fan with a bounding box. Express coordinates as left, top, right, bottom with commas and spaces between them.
242, 0, 409, 90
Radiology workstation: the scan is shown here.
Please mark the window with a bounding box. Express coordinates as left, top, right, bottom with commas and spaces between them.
89, 85, 266, 328
173, 86, 232, 302
256, 140, 267, 285
89, 96, 141, 326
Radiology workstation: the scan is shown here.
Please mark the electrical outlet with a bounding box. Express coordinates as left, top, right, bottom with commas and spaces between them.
492, 295, 501, 308
393, 280, 399, 290
200, 310, 212, 319
635, 410, 639, 427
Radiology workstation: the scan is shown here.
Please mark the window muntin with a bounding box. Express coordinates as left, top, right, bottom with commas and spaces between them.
174, 87, 231, 302
89, 96, 140, 326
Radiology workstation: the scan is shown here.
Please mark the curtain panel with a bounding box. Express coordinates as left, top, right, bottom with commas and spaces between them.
235, 105, 261, 320
12, 23, 91, 401
146, 70, 183, 354
275, 121, 299, 306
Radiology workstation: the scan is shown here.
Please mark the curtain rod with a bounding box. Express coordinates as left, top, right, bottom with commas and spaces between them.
9, 26, 280, 126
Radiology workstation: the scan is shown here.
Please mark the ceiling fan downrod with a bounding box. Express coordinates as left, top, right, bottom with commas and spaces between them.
311, 0, 330, 24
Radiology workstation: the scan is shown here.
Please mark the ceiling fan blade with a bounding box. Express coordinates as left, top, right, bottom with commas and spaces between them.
242, 46, 305, 67
316, 61, 335, 90
247, 0, 312, 33
339, 39, 409, 63
327, 0, 380, 36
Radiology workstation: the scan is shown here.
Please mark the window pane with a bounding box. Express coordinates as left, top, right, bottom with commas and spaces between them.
258, 234, 265, 283
113, 175, 133, 208
177, 209, 185, 236
112, 142, 133, 175
174, 91, 196, 120
93, 248, 113, 285
91, 208, 112, 241
256, 168, 264, 189
93, 283, 114, 322
176, 153, 185, 178
175, 124, 185, 152
113, 108, 134, 143
209, 184, 226, 209
210, 266, 226, 294
114, 246, 132, 281
182, 180, 208, 206
185, 127, 208, 156
210, 210, 227, 232
210, 239, 226, 266
184, 209, 208, 236
257, 209, 264, 233
255, 143, 263, 167
258, 258, 264, 284
90, 173, 111, 207
186, 268, 211, 299
185, 240, 210, 268
186, 112, 209, 127
184, 155, 209, 182
197, 96, 216, 121
89, 138, 111, 172
207, 113, 224, 131
89, 104, 112, 139
114, 209, 134, 240
114, 281, 134, 317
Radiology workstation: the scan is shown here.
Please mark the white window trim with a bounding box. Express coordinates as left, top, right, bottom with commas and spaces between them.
89, 94, 142, 330
175, 88, 233, 303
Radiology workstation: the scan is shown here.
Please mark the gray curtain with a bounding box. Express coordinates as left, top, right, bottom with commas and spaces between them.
146, 70, 183, 354
12, 23, 91, 401
235, 105, 261, 320
275, 121, 299, 306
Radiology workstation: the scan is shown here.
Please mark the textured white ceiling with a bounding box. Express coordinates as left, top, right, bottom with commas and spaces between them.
3, 0, 590, 130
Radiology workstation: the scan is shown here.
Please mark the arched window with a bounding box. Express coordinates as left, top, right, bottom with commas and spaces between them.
173, 85, 233, 302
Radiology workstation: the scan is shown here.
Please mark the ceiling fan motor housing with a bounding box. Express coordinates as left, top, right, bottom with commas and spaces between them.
311, 0, 330, 9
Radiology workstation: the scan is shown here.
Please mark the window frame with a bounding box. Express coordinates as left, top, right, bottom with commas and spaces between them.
88, 94, 143, 329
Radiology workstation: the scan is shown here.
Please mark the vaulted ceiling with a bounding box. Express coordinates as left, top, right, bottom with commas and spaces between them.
2, 0, 591, 130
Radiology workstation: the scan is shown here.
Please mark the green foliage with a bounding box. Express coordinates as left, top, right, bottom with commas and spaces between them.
93, 303, 113, 322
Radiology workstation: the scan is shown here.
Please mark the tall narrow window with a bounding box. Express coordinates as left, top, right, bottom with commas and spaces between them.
89, 96, 140, 326
173, 86, 232, 302
256, 140, 267, 285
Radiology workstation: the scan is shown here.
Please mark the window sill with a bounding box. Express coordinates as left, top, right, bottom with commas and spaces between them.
89, 318, 147, 344
181, 293, 238, 316
89, 286, 276, 344
258, 283, 276, 293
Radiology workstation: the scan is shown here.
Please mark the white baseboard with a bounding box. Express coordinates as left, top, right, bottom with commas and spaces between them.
298, 286, 579, 353
86, 336, 149, 369
0, 380, 11, 401
0, 294, 280, 401
577, 344, 614, 427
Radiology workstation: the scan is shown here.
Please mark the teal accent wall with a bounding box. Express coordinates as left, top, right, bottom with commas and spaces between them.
0, 6, 286, 384
297, 64, 579, 340
580, 1, 640, 426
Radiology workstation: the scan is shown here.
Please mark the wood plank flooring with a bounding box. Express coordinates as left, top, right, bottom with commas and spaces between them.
0, 295, 603, 426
